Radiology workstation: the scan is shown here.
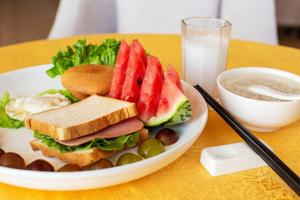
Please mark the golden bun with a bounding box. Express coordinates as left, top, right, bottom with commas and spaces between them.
61, 64, 113, 96
70, 91, 89, 100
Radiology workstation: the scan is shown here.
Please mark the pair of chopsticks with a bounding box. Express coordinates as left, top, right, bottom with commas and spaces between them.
194, 85, 300, 196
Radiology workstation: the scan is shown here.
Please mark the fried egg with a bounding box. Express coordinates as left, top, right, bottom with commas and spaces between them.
5, 93, 71, 121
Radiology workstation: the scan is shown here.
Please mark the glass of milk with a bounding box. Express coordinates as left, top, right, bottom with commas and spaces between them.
182, 17, 231, 99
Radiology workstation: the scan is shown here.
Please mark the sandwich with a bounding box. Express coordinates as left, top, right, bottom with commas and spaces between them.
25, 95, 148, 167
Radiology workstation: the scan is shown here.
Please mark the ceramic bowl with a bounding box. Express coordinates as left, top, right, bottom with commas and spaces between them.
217, 67, 300, 132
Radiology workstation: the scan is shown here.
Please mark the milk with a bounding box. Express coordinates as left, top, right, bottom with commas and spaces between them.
183, 35, 229, 98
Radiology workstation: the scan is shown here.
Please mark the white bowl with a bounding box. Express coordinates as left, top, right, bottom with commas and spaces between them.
217, 67, 300, 132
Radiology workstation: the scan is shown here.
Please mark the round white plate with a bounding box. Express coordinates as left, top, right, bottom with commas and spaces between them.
0, 64, 208, 191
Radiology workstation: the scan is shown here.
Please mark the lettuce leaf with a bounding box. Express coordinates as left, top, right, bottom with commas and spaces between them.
39, 89, 79, 103
34, 131, 140, 153
47, 38, 121, 78
0, 92, 24, 128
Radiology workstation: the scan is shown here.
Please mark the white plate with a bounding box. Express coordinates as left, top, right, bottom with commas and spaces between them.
0, 64, 208, 191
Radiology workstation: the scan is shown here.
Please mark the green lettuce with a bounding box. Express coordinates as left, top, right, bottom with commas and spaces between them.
39, 89, 79, 103
0, 92, 24, 128
47, 38, 121, 78
34, 131, 140, 153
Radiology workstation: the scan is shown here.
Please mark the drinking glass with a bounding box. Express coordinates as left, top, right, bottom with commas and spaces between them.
181, 17, 231, 99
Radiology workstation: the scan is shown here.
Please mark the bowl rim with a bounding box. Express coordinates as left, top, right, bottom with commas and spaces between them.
217, 67, 300, 104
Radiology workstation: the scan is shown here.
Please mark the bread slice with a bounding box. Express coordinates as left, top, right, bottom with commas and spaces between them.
30, 128, 149, 167
25, 95, 137, 140
30, 140, 114, 167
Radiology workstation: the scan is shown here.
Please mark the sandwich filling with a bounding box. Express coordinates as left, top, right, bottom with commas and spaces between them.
33, 118, 144, 153
34, 131, 140, 153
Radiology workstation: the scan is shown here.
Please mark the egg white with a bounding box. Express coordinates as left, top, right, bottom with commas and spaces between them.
5, 93, 71, 121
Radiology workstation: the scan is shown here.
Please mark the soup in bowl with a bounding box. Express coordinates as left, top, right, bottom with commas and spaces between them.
217, 67, 300, 132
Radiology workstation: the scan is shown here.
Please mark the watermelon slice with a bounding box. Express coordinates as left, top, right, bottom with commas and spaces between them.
138, 56, 164, 122
166, 65, 183, 91
109, 39, 130, 98
145, 66, 192, 126
121, 47, 146, 103
131, 39, 147, 67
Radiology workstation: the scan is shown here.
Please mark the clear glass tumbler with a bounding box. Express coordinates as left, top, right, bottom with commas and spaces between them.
182, 17, 231, 99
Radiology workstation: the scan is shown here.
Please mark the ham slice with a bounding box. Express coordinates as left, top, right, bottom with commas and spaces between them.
57, 118, 143, 146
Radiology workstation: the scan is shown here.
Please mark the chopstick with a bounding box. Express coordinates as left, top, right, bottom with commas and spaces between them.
194, 85, 300, 195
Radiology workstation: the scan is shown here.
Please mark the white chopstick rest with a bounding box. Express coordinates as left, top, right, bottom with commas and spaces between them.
200, 141, 273, 176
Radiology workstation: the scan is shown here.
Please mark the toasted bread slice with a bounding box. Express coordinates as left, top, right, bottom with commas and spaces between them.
25, 95, 137, 140
30, 140, 114, 167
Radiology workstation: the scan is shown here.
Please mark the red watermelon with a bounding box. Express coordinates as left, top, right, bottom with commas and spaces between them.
137, 56, 164, 121
145, 66, 192, 126
109, 39, 130, 98
121, 47, 146, 103
166, 65, 183, 91
131, 39, 147, 67
109, 39, 191, 127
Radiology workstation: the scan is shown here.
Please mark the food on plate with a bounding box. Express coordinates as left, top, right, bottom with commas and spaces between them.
155, 128, 178, 146
70, 91, 89, 100
109, 39, 130, 99
138, 138, 165, 158
25, 95, 148, 167
0, 152, 25, 169
120, 40, 146, 103
109, 39, 192, 126
39, 89, 79, 103
116, 153, 142, 166
0, 38, 189, 173
30, 140, 114, 168
25, 159, 55, 171
137, 56, 164, 122
61, 64, 113, 97
25, 95, 138, 140
5, 92, 71, 121
83, 159, 113, 170
47, 39, 120, 78
0, 92, 24, 128
145, 66, 192, 126
0, 148, 4, 157
57, 164, 82, 172
0, 90, 78, 129
130, 39, 147, 69
138, 128, 149, 142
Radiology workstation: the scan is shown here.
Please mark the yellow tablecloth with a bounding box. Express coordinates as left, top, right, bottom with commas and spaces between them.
0, 34, 300, 199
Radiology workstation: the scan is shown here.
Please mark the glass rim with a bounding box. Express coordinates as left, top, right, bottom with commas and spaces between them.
182, 17, 231, 29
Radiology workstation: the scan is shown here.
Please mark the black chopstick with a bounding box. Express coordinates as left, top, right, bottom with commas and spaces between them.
194, 84, 300, 196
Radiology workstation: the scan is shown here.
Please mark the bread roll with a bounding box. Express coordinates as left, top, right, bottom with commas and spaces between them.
62, 64, 113, 96
70, 91, 89, 100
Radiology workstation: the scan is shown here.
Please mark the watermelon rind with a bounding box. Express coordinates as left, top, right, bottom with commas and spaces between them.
163, 100, 192, 126
145, 95, 192, 127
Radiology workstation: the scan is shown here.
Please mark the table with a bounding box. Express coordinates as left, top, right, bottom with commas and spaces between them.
0, 34, 299, 199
